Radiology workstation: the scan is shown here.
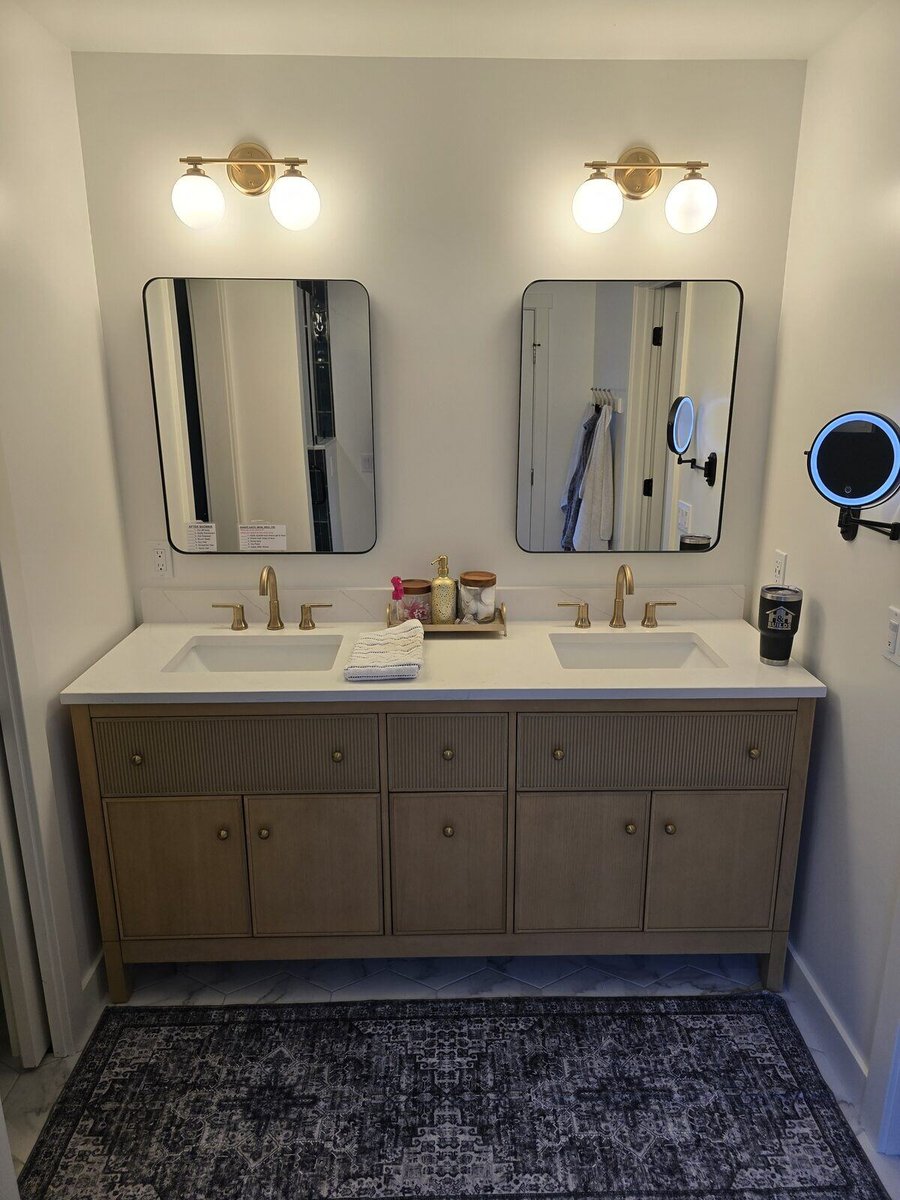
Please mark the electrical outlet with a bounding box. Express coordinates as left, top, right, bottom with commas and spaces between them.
773, 550, 788, 585
677, 501, 691, 534
150, 541, 172, 579
360, 453, 374, 475
886, 606, 900, 664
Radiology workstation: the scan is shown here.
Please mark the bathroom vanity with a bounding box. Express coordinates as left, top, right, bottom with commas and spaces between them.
63, 619, 823, 1001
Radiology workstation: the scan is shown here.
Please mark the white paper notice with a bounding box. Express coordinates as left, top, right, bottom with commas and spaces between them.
239, 524, 287, 553
185, 522, 217, 552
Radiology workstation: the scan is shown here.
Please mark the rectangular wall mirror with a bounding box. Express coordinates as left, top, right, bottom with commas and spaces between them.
517, 280, 742, 552
144, 277, 376, 554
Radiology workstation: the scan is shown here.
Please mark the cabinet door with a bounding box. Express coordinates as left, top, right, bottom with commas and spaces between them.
515, 792, 649, 931
390, 793, 506, 933
246, 795, 383, 935
645, 791, 784, 930
105, 796, 250, 938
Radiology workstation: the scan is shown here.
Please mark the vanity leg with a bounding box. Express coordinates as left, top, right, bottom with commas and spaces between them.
759, 931, 789, 992
103, 941, 132, 1004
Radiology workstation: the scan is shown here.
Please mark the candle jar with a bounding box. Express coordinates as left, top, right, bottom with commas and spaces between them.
399, 579, 432, 623
458, 571, 497, 623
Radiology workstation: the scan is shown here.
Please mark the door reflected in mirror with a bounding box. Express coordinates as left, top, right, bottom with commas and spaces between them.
144, 278, 376, 554
516, 280, 742, 552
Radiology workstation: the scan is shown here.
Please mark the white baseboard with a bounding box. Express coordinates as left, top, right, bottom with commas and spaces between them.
785, 940, 868, 1108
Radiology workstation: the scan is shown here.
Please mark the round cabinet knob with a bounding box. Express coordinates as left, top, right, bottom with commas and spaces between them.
624, 823, 637, 836
442, 748, 455, 761
748, 746, 761, 760
664, 823, 677, 836
130, 754, 144, 766
552, 748, 565, 761
442, 825, 455, 838
331, 750, 344, 763
258, 827, 270, 840
217, 828, 230, 841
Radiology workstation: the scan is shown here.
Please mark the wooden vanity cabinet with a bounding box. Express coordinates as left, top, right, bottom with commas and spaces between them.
70, 697, 815, 1003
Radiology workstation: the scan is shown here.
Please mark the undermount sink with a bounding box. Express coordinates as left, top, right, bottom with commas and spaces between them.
550, 630, 726, 671
163, 634, 343, 674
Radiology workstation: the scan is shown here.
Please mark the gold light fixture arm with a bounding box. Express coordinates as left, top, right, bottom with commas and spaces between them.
582, 147, 710, 202
179, 143, 308, 198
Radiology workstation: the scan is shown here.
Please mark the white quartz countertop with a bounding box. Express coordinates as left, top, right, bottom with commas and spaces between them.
61, 619, 826, 705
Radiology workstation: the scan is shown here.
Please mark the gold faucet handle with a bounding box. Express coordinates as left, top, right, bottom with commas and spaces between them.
558, 601, 591, 629
641, 600, 677, 629
211, 603, 248, 631
299, 603, 333, 631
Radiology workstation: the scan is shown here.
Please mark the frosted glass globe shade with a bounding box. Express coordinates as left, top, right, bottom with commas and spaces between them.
171, 171, 225, 229
665, 175, 718, 234
572, 175, 623, 233
269, 173, 321, 230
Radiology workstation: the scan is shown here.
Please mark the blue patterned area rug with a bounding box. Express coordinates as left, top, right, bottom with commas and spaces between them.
19, 994, 890, 1199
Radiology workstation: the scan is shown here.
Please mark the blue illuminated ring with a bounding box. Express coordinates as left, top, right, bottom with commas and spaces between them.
667, 395, 695, 456
807, 411, 900, 508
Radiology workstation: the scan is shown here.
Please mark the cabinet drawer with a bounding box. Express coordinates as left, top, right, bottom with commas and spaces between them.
93, 715, 379, 796
387, 714, 507, 791
390, 793, 506, 933
517, 711, 795, 791
105, 796, 251, 939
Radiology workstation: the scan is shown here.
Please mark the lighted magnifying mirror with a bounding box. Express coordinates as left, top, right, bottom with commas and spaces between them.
667, 395, 695, 455
806, 410, 900, 541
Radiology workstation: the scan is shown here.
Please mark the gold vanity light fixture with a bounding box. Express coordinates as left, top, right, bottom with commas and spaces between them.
171, 141, 321, 231
572, 146, 718, 234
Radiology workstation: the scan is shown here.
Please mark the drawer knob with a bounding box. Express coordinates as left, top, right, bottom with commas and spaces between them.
624, 823, 637, 835
442, 825, 455, 838
442, 748, 455, 761
552, 747, 565, 761
217, 828, 230, 841
130, 753, 144, 766
664, 822, 677, 836
258, 827, 271, 840
748, 746, 761, 760
331, 750, 344, 763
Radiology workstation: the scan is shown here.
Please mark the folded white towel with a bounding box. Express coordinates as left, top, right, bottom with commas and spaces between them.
344, 619, 425, 681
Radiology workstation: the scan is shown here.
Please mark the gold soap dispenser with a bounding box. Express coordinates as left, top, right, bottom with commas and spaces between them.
430, 555, 457, 624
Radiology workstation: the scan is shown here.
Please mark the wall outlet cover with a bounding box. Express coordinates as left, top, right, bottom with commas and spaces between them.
150, 541, 172, 579
773, 550, 788, 585
677, 501, 691, 534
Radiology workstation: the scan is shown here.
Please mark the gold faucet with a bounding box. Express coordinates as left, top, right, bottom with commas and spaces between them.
258, 565, 284, 630
609, 563, 635, 628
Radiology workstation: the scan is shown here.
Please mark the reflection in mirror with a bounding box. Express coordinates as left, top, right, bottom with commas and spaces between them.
516, 280, 742, 552
144, 278, 376, 553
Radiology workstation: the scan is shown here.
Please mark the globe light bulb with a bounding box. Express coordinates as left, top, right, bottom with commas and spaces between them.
268, 170, 321, 231
665, 171, 718, 234
572, 171, 624, 233
171, 168, 225, 229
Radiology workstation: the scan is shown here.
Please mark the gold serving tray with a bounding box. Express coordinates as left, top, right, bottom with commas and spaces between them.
385, 602, 508, 637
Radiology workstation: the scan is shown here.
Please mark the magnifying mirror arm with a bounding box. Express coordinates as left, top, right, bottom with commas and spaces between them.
838, 507, 900, 542
677, 450, 718, 488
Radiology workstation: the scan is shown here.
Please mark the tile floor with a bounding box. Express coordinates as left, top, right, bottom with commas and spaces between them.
3, 953, 898, 1196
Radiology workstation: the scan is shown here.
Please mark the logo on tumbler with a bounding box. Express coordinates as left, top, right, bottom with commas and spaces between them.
766, 606, 794, 631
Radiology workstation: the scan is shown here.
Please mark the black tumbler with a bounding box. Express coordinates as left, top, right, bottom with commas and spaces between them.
758, 586, 803, 665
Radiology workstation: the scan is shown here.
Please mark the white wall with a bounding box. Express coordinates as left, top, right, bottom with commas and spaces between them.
71, 53, 805, 598
0, 0, 134, 1050
755, 0, 900, 1107
675, 280, 741, 542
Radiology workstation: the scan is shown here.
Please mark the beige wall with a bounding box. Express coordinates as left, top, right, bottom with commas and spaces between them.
0, 0, 134, 1048
756, 0, 900, 1080
72, 53, 805, 597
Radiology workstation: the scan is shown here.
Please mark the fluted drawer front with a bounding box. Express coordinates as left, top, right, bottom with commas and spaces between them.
387, 714, 507, 791
517, 711, 795, 791
94, 716, 379, 796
